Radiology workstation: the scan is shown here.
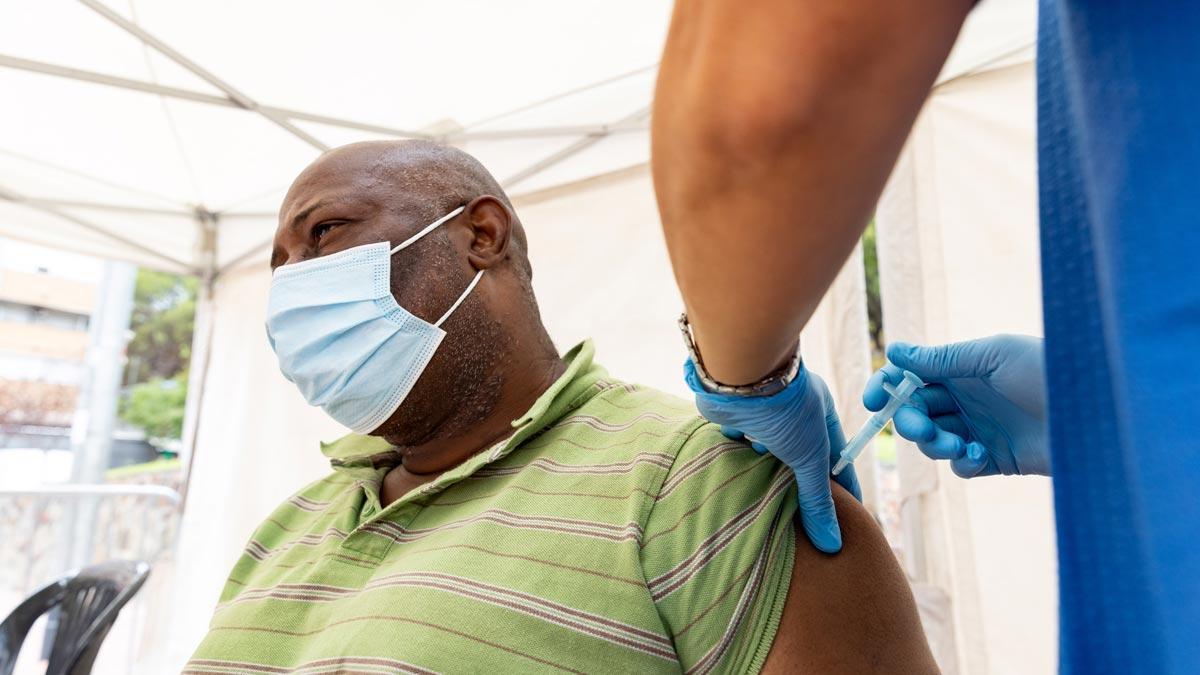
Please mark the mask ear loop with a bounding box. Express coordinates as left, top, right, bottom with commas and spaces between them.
391, 205, 466, 254
388, 204, 480, 328
434, 269, 485, 328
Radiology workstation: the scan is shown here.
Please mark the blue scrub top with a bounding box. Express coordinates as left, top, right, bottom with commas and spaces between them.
1037, 1, 1200, 673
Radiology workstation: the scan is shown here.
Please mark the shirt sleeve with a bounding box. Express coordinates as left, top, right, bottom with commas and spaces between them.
640, 422, 798, 673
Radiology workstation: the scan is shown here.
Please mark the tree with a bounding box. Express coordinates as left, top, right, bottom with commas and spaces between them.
124, 270, 197, 386
121, 375, 188, 440
862, 221, 884, 353
120, 269, 197, 441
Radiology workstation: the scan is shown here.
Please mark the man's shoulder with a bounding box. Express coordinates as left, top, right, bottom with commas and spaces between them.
544, 376, 776, 482
276, 470, 361, 512
584, 377, 701, 420
250, 472, 359, 542
558, 377, 721, 454
219, 472, 359, 598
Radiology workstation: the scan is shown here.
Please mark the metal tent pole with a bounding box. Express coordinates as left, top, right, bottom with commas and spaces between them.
0, 183, 193, 272
178, 210, 218, 512
78, 0, 329, 151
0, 53, 647, 144
500, 107, 650, 189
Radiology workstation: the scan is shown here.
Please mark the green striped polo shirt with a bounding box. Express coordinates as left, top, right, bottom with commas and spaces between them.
186, 340, 799, 674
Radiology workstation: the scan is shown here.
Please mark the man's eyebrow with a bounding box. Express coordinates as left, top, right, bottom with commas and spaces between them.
288, 199, 332, 232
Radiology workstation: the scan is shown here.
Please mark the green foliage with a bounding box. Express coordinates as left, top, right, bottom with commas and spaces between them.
862, 221, 884, 353
120, 269, 197, 441
125, 269, 197, 386
121, 375, 188, 440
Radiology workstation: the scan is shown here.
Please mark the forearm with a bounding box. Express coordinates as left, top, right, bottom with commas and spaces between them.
652, 0, 973, 384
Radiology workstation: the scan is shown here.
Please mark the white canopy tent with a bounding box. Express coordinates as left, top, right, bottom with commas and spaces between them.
0, 0, 666, 274
0, 1, 1054, 673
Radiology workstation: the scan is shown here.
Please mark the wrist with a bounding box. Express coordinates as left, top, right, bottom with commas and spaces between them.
679, 313, 802, 397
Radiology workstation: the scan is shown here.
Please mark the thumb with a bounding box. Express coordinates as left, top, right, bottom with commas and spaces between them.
793, 463, 842, 553
886, 340, 993, 380
950, 441, 990, 478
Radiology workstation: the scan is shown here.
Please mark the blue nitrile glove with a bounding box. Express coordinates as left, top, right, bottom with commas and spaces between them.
684, 359, 862, 553
863, 334, 1050, 478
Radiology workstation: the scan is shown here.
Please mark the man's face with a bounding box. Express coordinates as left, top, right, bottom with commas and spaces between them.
271, 148, 504, 444
273, 150, 456, 326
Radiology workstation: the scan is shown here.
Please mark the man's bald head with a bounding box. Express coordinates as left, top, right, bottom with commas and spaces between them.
273, 140, 528, 274
322, 141, 511, 225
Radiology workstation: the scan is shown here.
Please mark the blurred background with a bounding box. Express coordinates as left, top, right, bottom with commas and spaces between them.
0, 1, 1052, 673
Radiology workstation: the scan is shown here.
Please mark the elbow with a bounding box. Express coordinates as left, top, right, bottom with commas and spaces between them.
656, 77, 826, 173
707, 106, 820, 168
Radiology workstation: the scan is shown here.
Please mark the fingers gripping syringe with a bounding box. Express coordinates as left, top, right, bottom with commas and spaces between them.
832, 370, 925, 476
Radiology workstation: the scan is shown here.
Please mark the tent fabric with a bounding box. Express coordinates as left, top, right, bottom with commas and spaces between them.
0, 1, 1054, 674
877, 48, 1056, 675
2, 0, 1032, 279
0, 0, 668, 275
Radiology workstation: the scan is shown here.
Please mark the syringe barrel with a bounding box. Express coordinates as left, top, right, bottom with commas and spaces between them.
839, 414, 886, 460
832, 369, 926, 475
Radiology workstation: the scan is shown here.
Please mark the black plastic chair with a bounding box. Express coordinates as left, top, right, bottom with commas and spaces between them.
0, 560, 151, 675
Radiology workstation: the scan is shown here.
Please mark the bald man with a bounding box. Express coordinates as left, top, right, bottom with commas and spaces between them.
184, 141, 936, 674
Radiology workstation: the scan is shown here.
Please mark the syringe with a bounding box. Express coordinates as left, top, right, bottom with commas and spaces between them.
831, 370, 925, 476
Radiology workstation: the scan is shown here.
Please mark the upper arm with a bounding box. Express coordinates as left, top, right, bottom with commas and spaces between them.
651, 0, 976, 384
653, 0, 977, 164
761, 484, 939, 674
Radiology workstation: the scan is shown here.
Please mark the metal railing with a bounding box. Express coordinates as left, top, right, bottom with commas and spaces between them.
0, 484, 181, 502
0, 484, 182, 675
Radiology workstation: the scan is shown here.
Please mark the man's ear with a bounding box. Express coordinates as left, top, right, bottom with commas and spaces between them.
463, 195, 511, 269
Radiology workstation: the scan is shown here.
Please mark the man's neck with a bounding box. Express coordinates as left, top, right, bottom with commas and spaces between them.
380, 345, 566, 502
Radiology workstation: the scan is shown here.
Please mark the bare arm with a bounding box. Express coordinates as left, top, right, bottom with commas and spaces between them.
652, 0, 974, 384
762, 484, 939, 673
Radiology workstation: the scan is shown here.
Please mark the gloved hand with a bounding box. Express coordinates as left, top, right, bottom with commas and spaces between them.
863, 334, 1050, 478
685, 359, 862, 553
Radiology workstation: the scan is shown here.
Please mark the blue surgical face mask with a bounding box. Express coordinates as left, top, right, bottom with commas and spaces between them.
265, 205, 482, 433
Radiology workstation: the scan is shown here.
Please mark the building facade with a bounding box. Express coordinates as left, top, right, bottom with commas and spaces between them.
0, 238, 98, 450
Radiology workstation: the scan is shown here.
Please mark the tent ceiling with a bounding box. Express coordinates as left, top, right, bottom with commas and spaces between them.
0, 0, 1033, 277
